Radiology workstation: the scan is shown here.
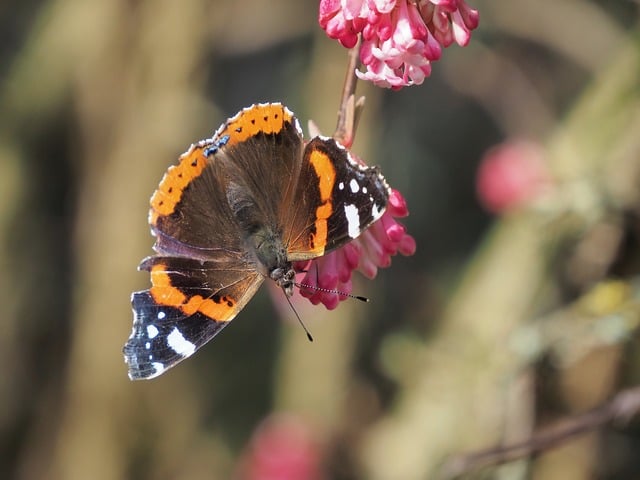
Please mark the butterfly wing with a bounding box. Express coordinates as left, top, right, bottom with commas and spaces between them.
127, 104, 304, 379
283, 136, 390, 260
149, 140, 247, 260
150, 103, 305, 259
209, 104, 305, 244
124, 256, 263, 379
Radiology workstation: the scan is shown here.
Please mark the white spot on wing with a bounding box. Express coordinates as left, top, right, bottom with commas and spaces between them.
167, 327, 196, 357
152, 362, 165, 375
157, 311, 166, 320
372, 203, 381, 219
349, 179, 360, 193
145, 342, 151, 350
147, 325, 159, 339
338, 181, 344, 190
344, 204, 361, 238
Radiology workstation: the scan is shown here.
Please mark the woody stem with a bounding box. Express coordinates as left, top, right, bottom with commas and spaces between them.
334, 40, 362, 145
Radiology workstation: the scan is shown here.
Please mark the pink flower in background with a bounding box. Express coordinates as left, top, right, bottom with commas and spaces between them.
295, 189, 416, 309
319, 0, 479, 89
238, 414, 325, 480
476, 140, 552, 214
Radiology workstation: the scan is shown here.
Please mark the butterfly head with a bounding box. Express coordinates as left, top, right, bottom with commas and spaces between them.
249, 227, 296, 297
269, 266, 296, 297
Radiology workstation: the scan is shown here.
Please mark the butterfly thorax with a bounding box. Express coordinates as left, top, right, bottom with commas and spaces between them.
249, 227, 296, 297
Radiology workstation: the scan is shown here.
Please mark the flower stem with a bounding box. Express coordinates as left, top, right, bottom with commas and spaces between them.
334, 41, 363, 147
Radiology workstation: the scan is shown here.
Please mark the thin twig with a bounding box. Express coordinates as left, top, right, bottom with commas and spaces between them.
439, 384, 640, 479
333, 41, 363, 147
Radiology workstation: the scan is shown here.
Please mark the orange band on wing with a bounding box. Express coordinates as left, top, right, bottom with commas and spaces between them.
308, 150, 336, 254
219, 104, 294, 147
149, 264, 236, 322
149, 105, 295, 226
149, 146, 208, 225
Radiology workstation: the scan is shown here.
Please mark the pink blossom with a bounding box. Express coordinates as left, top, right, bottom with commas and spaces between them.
476, 140, 552, 214
237, 414, 325, 480
421, 0, 479, 47
319, 0, 368, 48
295, 189, 416, 309
319, 0, 479, 89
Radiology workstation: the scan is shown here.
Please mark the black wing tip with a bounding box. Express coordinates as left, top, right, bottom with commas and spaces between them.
123, 345, 168, 380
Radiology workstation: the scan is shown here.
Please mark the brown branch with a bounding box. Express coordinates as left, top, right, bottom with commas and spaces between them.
439, 384, 640, 479
333, 41, 365, 148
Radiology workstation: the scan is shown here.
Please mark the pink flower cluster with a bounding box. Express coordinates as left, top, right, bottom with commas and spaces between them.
295, 189, 416, 309
476, 140, 552, 214
237, 414, 324, 480
319, 0, 479, 89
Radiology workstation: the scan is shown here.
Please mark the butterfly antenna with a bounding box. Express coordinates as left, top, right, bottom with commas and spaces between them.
283, 289, 314, 342
295, 282, 369, 303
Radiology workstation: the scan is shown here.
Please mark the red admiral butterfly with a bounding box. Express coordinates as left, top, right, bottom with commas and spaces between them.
124, 103, 390, 379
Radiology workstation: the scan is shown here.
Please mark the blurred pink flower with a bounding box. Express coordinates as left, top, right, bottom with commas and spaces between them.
476, 140, 552, 214
238, 414, 324, 480
319, 0, 479, 89
419, 0, 479, 47
295, 189, 416, 310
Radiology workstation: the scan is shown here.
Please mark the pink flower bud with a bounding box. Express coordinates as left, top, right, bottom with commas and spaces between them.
476, 140, 552, 214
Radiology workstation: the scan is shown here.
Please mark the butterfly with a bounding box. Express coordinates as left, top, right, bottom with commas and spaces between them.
123, 103, 389, 379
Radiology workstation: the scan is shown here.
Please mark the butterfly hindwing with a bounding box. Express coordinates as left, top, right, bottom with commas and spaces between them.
150, 104, 305, 260
215, 107, 305, 238
150, 145, 246, 259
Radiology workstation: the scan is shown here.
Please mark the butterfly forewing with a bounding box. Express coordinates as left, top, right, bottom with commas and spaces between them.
125, 291, 226, 379
124, 256, 263, 379
284, 136, 390, 260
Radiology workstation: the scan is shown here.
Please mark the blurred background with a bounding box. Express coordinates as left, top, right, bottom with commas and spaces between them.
2, 1, 640, 479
